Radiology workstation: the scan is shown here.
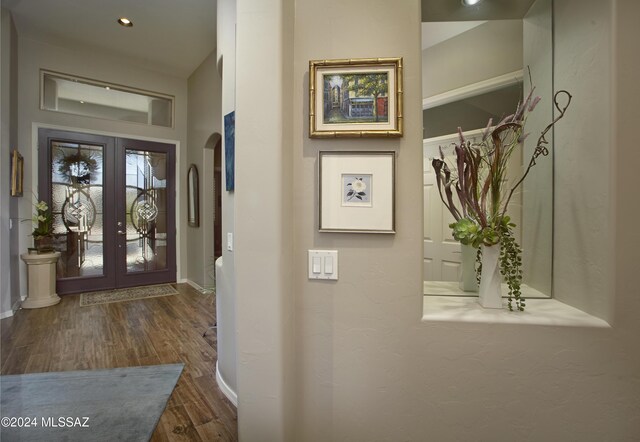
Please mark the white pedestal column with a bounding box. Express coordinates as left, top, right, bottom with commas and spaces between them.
20, 252, 61, 309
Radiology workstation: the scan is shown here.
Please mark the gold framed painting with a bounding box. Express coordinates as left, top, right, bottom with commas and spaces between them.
10, 149, 23, 197
309, 58, 403, 138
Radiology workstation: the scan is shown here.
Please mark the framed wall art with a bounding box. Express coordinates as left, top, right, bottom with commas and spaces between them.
10, 149, 23, 197
309, 58, 403, 138
319, 151, 395, 233
224, 111, 235, 191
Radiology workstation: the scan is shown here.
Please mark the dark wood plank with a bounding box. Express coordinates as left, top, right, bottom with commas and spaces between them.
193, 373, 238, 438
155, 405, 202, 442
195, 419, 237, 442
1, 345, 32, 374
0, 283, 237, 441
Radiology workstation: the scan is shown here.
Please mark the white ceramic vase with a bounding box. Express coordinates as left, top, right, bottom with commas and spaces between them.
459, 244, 479, 292
478, 244, 503, 308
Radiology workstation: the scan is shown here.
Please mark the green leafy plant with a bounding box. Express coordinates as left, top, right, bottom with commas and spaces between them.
450, 217, 481, 246
433, 87, 572, 311
32, 200, 53, 239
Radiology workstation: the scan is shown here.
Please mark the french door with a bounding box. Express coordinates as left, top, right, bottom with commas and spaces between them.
38, 128, 176, 295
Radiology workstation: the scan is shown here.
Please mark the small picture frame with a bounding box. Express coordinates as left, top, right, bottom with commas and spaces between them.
309, 58, 403, 138
10, 150, 23, 197
319, 151, 395, 233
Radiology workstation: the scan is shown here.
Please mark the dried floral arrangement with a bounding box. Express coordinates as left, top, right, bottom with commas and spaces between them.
432, 87, 572, 311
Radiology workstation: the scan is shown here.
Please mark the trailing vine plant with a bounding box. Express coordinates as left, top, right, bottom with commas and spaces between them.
496, 216, 524, 311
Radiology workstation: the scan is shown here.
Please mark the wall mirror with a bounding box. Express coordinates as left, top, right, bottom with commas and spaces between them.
188, 164, 199, 227
421, 0, 553, 298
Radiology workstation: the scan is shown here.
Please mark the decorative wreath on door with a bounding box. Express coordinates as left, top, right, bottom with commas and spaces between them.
57, 151, 100, 185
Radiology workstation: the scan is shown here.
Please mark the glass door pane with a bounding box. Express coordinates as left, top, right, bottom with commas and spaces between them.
115, 137, 175, 289
51, 141, 105, 278
39, 129, 175, 294
124, 149, 168, 273
39, 129, 116, 294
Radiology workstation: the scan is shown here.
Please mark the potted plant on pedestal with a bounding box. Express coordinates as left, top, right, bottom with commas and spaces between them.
31, 200, 55, 253
21, 199, 61, 308
432, 88, 572, 311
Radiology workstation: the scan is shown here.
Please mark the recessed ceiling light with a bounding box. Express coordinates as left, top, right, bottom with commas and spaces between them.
80, 101, 85, 104
105, 86, 110, 90
462, 0, 482, 5
117, 17, 133, 27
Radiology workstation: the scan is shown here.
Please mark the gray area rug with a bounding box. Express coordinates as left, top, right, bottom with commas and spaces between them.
0, 364, 184, 441
79, 284, 178, 307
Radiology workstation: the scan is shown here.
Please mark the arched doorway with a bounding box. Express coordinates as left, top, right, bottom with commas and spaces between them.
204, 133, 223, 278
213, 136, 223, 260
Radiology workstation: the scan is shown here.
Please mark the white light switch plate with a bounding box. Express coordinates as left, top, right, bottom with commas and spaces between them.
227, 233, 233, 251
308, 250, 338, 280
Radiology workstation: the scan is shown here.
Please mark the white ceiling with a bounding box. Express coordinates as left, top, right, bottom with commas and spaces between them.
1, 0, 216, 79
2, 0, 536, 77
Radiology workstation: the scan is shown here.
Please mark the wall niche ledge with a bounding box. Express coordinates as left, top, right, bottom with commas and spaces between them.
422, 296, 610, 328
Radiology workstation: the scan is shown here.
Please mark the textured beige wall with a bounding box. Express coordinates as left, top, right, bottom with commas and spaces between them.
292, 0, 424, 439
553, 0, 613, 321
522, 0, 554, 296
215, 0, 239, 402
187, 51, 222, 288
0, 8, 19, 316
422, 20, 523, 98
234, 0, 295, 440
230, 0, 638, 439
280, 0, 639, 440
613, 0, 640, 347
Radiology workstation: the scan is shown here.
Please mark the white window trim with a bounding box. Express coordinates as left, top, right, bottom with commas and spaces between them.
422, 70, 523, 110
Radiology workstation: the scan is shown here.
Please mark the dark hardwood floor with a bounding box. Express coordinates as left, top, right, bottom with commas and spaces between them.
0, 283, 238, 441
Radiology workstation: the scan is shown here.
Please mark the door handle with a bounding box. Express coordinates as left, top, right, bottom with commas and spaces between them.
117, 230, 127, 235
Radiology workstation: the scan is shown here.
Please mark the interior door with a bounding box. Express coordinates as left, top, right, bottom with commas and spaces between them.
39, 129, 176, 294
423, 137, 462, 283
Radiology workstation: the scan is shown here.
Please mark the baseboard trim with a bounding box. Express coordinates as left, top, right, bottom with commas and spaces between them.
0, 298, 23, 319
186, 279, 215, 294
216, 361, 238, 407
